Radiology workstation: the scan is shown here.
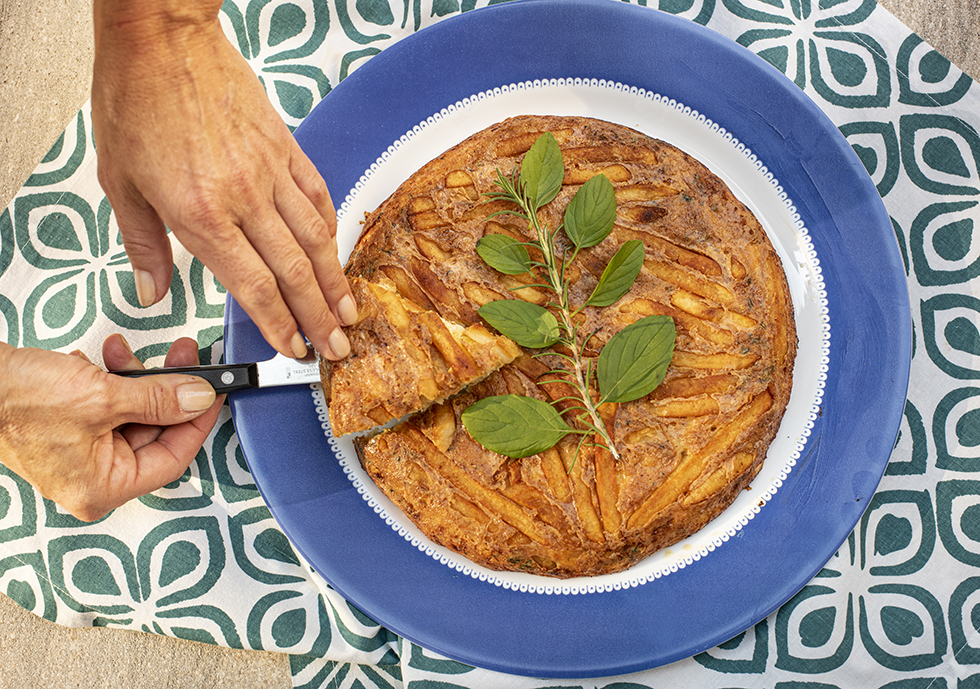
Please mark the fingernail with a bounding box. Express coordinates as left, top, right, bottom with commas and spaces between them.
117, 334, 134, 354
133, 269, 156, 307
290, 331, 310, 359
328, 328, 350, 359
338, 294, 358, 326
70, 349, 93, 363
177, 381, 216, 413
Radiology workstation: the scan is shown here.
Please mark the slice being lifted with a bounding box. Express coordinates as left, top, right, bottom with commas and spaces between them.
321, 277, 522, 437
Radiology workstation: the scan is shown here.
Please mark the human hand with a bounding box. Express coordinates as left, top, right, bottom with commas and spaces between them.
90, 0, 356, 361
0, 335, 223, 521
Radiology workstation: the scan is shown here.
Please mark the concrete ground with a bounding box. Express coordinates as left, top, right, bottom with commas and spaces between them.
0, 0, 977, 686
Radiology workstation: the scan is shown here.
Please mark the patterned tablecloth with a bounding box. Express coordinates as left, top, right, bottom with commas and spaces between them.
2, 0, 979, 686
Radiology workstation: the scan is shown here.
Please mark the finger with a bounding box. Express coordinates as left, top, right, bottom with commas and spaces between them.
164, 337, 203, 368
69, 349, 94, 364
289, 148, 338, 238
109, 397, 223, 504
245, 211, 351, 360
276, 181, 358, 329
105, 371, 217, 428
107, 184, 175, 308
287, 151, 358, 327
174, 223, 307, 359
102, 333, 144, 371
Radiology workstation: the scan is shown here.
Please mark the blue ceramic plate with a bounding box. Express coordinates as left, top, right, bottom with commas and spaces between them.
226, 0, 911, 678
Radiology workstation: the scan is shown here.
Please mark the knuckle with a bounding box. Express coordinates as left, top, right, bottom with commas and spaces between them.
278, 252, 316, 292
180, 193, 226, 233
87, 377, 118, 420
241, 269, 281, 310
305, 182, 333, 214
142, 382, 175, 418
319, 262, 349, 293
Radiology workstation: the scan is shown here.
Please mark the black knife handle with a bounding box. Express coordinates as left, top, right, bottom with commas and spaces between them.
113, 363, 258, 394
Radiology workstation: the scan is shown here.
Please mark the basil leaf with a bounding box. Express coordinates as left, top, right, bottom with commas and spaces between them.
519, 132, 564, 210
585, 239, 645, 307
597, 315, 676, 403
462, 394, 573, 458
476, 234, 533, 275
478, 300, 560, 349
563, 174, 617, 248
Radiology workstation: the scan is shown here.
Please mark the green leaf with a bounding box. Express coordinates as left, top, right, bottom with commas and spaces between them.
462, 395, 574, 458
478, 300, 559, 349
564, 174, 617, 248
597, 315, 676, 403
585, 239, 645, 307
519, 132, 564, 210
476, 234, 532, 275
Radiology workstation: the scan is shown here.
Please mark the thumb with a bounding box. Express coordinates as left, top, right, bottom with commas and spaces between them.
112, 192, 175, 308
106, 373, 217, 427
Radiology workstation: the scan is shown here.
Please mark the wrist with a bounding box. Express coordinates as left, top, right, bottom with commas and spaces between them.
93, 0, 224, 46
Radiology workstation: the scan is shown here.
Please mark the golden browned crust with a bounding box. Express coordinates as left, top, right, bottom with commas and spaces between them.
335, 115, 797, 578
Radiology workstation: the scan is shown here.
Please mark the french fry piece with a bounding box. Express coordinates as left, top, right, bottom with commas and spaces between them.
558, 441, 605, 544
699, 325, 736, 347
379, 264, 437, 311
409, 210, 450, 232
446, 170, 479, 201
595, 445, 621, 534
671, 351, 760, 370
462, 198, 514, 222
628, 391, 773, 529
410, 256, 478, 322
683, 451, 756, 505
564, 164, 631, 185
420, 401, 457, 453
647, 396, 721, 418
445, 170, 474, 188
419, 311, 480, 380
499, 275, 548, 305
645, 261, 735, 305
496, 128, 575, 157
540, 446, 572, 502
414, 234, 452, 262
501, 482, 571, 533
731, 257, 747, 279
670, 289, 758, 329
619, 298, 675, 317
655, 374, 738, 399
463, 282, 505, 306
408, 196, 436, 214
449, 493, 491, 524
617, 228, 723, 277
595, 403, 621, 534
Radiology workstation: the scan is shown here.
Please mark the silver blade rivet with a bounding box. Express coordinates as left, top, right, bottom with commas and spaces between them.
221, 371, 235, 385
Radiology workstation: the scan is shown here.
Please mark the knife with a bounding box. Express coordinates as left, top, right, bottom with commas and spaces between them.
112, 350, 321, 394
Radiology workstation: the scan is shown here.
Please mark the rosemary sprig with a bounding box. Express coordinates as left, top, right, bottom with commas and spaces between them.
462, 132, 675, 460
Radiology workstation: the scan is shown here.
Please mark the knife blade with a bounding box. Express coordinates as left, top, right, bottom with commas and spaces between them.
112, 350, 321, 394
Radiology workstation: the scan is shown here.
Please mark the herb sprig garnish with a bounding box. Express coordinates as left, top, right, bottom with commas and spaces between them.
461, 132, 676, 461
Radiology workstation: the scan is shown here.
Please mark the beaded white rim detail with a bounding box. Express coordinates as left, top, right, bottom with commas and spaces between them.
314, 78, 829, 595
